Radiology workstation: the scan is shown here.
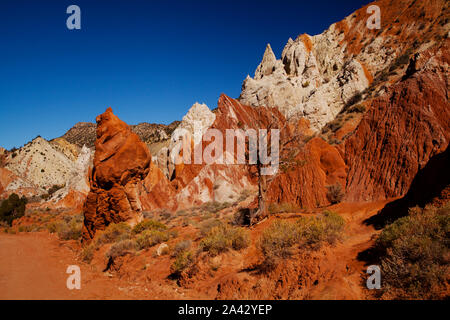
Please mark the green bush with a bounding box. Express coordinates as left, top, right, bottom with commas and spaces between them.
171, 240, 192, 258
0, 193, 28, 226
375, 204, 449, 299
200, 201, 230, 214
80, 243, 96, 263
132, 219, 167, 234
95, 222, 131, 245
200, 224, 250, 256
259, 211, 345, 270
106, 239, 137, 259
57, 218, 83, 240
259, 220, 300, 259
135, 229, 170, 250
300, 210, 345, 246
199, 218, 223, 236
171, 250, 194, 275
326, 183, 345, 204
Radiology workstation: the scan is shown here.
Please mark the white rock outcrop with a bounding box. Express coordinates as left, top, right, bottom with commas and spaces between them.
5, 137, 76, 189
50, 145, 92, 202
175, 102, 216, 138
239, 19, 389, 131
157, 102, 216, 179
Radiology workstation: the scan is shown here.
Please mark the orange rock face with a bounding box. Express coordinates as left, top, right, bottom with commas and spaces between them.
267, 137, 347, 209
345, 41, 450, 202
82, 108, 151, 240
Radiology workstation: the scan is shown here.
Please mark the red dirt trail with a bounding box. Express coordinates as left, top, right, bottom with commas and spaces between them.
0, 232, 135, 300
0, 200, 387, 300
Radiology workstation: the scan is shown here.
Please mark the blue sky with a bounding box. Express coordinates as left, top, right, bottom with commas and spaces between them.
0, 0, 368, 150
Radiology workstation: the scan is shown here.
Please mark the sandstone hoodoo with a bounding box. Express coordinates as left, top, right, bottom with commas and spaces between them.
82, 108, 151, 241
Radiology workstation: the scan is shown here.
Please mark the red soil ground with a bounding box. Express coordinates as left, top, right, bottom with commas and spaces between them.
0, 201, 389, 300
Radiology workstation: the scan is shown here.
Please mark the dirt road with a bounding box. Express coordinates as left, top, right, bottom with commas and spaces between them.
0, 232, 135, 300
0, 201, 386, 300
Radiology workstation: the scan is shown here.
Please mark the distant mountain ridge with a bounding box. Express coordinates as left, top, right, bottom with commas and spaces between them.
60, 120, 181, 148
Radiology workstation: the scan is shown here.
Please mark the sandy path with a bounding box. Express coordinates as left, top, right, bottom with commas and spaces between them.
0, 232, 134, 300
0, 200, 389, 300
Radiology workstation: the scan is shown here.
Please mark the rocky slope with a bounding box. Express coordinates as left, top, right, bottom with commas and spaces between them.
61, 120, 180, 153
239, 0, 449, 132
3, 137, 79, 193
345, 39, 450, 201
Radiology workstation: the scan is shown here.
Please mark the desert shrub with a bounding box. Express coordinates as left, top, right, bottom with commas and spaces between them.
95, 222, 131, 245
302, 81, 310, 88
201, 201, 230, 214
176, 210, 188, 217
132, 219, 167, 234
80, 243, 96, 263
260, 220, 300, 261
41, 194, 50, 200
0, 193, 27, 226
57, 217, 83, 240
259, 212, 345, 270
346, 91, 362, 108
46, 221, 59, 233
18, 225, 34, 232
171, 250, 194, 276
135, 229, 170, 250
328, 120, 343, 132
373, 70, 389, 85
200, 224, 250, 256
237, 190, 252, 203
375, 204, 449, 299
106, 239, 137, 259
171, 240, 192, 258
199, 218, 223, 236
326, 183, 345, 204
269, 202, 302, 214
298, 210, 345, 246
48, 184, 65, 196
389, 52, 411, 71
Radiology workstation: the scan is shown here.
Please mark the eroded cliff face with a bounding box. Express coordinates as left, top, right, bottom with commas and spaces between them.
345, 40, 450, 202
141, 94, 289, 211
267, 137, 347, 209
239, 0, 449, 132
82, 108, 151, 240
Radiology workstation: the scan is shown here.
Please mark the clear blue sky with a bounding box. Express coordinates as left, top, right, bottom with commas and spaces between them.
0, 0, 368, 150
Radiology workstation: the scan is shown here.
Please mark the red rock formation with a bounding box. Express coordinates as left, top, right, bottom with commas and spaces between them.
267, 137, 347, 209
345, 40, 450, 201
82, 108, 151, 240
139, 164, 177, 211
157, 94, 291, 210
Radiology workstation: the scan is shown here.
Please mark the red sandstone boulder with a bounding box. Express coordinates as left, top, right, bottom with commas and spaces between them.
82, 108, 151, 240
